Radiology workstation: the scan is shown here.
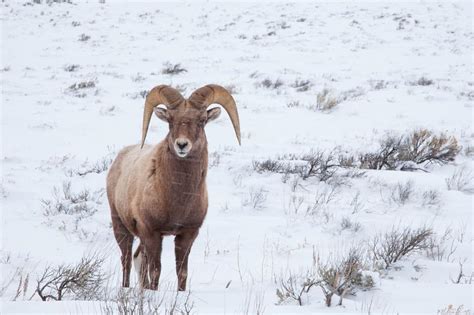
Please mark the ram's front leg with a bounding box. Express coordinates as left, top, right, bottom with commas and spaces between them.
143, 233, 163, 290
133, 242, 150, 289
174, 229, 199, 291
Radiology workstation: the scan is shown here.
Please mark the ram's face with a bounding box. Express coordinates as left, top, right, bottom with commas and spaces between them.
140, 85, 240, 156
154, 105, 221, 158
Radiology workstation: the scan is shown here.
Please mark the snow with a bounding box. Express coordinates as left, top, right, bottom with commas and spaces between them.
1, 1, 472, 314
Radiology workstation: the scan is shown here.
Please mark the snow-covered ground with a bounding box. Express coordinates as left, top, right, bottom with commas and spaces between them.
1, 1, 472, 314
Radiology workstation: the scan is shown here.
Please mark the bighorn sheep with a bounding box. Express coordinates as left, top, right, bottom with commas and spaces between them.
106, 84, 240, 291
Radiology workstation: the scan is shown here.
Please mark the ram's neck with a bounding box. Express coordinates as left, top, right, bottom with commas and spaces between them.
153, 142, 208, 198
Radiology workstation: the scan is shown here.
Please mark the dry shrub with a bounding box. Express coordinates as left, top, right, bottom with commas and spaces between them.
340, 217, 362, 233
464, 145, 474, 157
242, 187, 268, 210
13, 273, 31, 301
102, 286, 194, 315
360, 130, 460, 170
275, 248, 374, 308
424, 228, 458, 262
389, 180, 414, 206
400, 129, 460, 165
286, 100, 302, 108
437, 304, 470, 315
450, 260, 473, 285
69, 81, 95, 90
291, 151, 338, 181
337, 154, 357, 168
66, 155, 113, 177
291, 80, 312, 92
305, 185, 338, 217
315, 89, 340, 111
41, 181, 104, 218
445, 166, 473, 193
253, 159, 283, 173
287, 194, 305, 214
409, 77, 434, 86
350, 192, 364, 214
67, 80, 97, 98
259, 78, 284, 89
311, 88, 364, 112
317, 249, 371, 307
64, 64, 79, 72
359, 135, 402, 170
209, 151, 221, 168
422, 189, 442, 207
1, 266, 30, 300
242, 288, 266, 315
276, 270, 318, 306
78, 34, 91, 41
36, 254, 105, 301
369, 79, 389, 90
161, 62, 187, 75
253, 150, 338, 182
371, 226, 432, 269
254, 130, 458, 190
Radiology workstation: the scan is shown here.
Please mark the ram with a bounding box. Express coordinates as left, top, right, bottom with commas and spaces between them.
106, 84, 240, 290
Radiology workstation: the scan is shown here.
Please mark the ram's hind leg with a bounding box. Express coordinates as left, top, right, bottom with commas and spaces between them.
111, 206, 134, 287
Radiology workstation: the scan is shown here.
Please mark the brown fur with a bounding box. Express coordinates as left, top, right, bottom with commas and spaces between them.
107, 84, 240, 291
107, 109, 210, 291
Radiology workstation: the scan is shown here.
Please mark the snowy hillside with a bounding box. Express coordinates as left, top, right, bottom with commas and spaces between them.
1, 1, 472, 314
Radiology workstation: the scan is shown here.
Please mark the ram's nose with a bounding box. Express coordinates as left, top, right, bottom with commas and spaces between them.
174, 138, 192, 157
176, 139, 189, 150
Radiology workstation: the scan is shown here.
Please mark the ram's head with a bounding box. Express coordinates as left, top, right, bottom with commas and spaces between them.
141, 85, 241, 158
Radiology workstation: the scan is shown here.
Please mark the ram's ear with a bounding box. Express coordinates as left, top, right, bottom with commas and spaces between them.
206, 107, 221, 123
154, 107, 169, 122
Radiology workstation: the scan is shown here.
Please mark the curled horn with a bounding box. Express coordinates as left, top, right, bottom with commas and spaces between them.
141, 85, 184, 148
189, 84, 241, 145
